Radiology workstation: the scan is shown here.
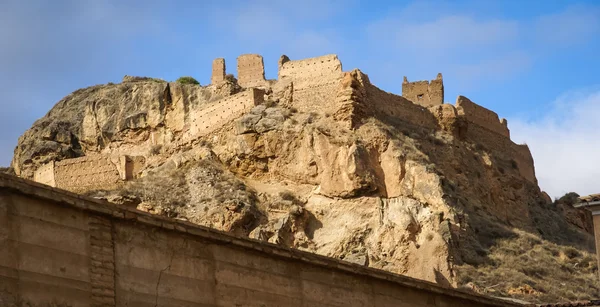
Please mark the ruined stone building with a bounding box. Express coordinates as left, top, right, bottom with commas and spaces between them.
6, 51, 585, 306
27, 53, 535, 195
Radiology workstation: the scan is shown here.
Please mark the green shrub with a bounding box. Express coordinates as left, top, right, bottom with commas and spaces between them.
176, 76, 200, 85
557, 192, 580, 205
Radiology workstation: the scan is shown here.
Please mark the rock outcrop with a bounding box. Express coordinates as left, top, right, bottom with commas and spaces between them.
9, 54, 597, 304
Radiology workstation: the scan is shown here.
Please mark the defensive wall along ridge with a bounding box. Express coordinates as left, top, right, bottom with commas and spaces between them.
31, 53, 537, 192
278, 54, 344, 113
33, 87, 265, 194
0, 173, 532, 307
186, 87, 265, 140
211, 53, 515, 148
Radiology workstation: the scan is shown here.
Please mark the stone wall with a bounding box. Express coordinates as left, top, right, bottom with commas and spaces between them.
402, 74, 444, 107
464, 123, 536, 183
53, 155, 121, 193
33, 161, 55, 187
278, 54, 344, 113
456, 96, 510, 138
513, 143, 536, 184
366, 83, 439, 130
188, 88, 264, 139
237, 54, 266, 88
211, 58, 226, 84
0, 173, 529, 307
32, 154, 147, 193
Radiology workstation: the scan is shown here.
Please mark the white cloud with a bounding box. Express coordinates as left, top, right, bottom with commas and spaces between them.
0, 0, 164, 167
452, 51, 532, 89
533, 5, 600, 46
364, 7, 525, 90
392, 15, 519, 52
510, 89, 600, 198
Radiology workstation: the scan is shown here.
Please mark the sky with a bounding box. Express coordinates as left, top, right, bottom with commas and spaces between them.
0, 0, 599, 198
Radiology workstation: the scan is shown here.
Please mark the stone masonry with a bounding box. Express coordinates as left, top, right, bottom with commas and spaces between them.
33, 154, 145, 194
237, 54, 266, 88
211, 58, 226, 84
28, 52, 539, 193
278, 54, 343, 113
402, 73, 444, 107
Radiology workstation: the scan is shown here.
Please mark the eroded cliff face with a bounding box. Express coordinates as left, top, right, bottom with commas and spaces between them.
11, 73, 596, 303
12, 76, 241, 179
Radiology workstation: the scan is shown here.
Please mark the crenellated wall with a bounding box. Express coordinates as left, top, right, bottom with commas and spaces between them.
211, 58, 226, 84
237, 54, 266, 88
278, 54, 343, 113
402, 74, 444, 107
455, 96, 510, 138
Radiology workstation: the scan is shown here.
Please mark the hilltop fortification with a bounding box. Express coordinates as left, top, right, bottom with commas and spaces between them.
9, 53, 595, 303
17, 53, 536, 191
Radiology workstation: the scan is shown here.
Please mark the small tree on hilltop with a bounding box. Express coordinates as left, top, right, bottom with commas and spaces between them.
176, 76, 200, 85
556, 192, 580, 205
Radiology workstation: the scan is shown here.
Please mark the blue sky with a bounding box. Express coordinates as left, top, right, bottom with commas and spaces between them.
1, 0, 599, 197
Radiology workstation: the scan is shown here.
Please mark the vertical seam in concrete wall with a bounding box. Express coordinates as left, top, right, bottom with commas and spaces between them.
89, 216, 116, 307
0, 193, 20, 305
210, 242, 221, 306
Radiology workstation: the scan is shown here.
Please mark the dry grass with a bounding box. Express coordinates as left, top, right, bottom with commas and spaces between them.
456, 229, 599, 304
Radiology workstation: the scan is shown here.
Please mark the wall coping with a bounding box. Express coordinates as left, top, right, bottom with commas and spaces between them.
0, 173, 531, 307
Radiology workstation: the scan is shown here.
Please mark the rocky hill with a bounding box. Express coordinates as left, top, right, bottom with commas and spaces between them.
10, 54, 598, 304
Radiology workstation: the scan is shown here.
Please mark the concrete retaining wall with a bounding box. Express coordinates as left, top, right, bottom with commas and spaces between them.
0, 173, 530, 307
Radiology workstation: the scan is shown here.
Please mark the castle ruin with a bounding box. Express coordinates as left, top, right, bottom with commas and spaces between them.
237, 54, 266, 88
210, 58, 225, 84
402, 74, 444, 107
31, 53, 537, 192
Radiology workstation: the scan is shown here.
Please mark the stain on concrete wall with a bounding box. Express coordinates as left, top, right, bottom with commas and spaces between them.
402, 74, 444, 107
211, 58, 226, 85
0, 174, 527, 307
237, 54, 266, 88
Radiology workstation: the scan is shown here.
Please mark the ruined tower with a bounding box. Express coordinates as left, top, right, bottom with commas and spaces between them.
402, 73, 444, 107
237, 54, 266, 88
211, 58, 226, 84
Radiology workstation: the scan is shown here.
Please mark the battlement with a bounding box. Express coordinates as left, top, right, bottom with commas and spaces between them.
402, 74, 444, 107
